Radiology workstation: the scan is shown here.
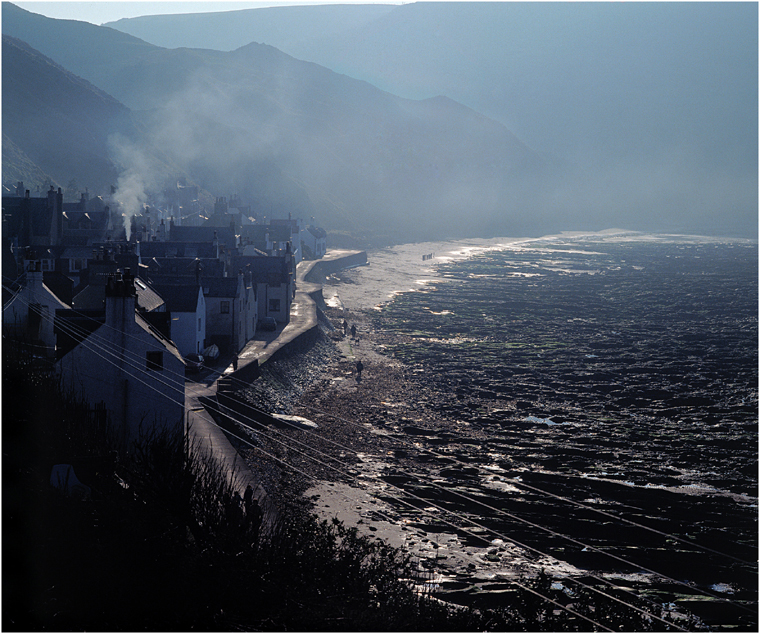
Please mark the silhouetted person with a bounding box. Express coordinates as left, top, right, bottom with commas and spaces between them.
342, 319, 348, 335
356, 359, 364, 381
249, 499, 263, 544
350, 324, 357, 339
243, 484, 253, 514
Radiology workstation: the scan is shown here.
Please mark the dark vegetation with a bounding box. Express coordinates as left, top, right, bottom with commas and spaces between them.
4, 336, 665, 631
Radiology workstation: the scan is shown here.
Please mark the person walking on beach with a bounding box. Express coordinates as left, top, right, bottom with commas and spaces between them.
350, 324, 357, 339
356, 359, 364, 381
342, 319, 348, 335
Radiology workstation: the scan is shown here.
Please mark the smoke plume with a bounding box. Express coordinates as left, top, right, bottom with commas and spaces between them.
108, 134, 159, 240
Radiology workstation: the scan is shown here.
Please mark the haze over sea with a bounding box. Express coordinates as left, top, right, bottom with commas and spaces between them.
320, 230, 758, 630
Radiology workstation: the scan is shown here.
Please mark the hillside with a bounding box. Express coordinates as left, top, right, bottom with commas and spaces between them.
2, 3, 552, 244
2, 34, 126, 193
1, 34, 200, 205
103, 1, 759, 239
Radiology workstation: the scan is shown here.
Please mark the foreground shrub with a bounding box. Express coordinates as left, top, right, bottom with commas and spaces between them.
3, 340, 666, 631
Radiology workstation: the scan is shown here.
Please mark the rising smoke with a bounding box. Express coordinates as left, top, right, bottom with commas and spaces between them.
108, 134, 160, 241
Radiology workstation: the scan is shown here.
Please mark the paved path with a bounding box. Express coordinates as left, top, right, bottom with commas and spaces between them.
184, 250, 367, 514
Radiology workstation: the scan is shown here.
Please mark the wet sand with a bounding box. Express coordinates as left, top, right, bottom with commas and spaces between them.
236, 232, 757, 629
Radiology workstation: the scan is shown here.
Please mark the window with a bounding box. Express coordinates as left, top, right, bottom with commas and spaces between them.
268, 299, 281, 313
220, 300, 230, 314
69, 258, 87, 272
198, 317, 202, 332
146, 351, 163, 371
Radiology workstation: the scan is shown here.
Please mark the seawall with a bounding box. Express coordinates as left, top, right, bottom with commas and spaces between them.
185, 250, 367, 513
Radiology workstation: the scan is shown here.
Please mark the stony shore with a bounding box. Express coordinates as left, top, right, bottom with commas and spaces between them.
228, 237, 757, 628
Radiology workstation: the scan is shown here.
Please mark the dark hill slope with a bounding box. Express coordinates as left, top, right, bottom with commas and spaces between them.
2, 35, 194, 199
3, 3, 550, 243
2, 34, 127, 191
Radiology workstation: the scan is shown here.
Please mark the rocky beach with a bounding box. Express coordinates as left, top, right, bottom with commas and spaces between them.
235, 232, 757, 630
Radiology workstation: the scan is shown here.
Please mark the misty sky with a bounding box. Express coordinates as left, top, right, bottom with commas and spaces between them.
7, 0, 757, 238
14, 0, 398, 25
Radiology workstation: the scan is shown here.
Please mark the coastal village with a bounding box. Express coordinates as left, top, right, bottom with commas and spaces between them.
2, 180, 364, 501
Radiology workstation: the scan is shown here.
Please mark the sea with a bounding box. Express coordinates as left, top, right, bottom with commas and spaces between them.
320, 230, 758, 630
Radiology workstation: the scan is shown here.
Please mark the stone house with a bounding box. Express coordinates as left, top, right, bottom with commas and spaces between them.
2, 185, 64, 248
203, 273, 247, 353
56, 269, 185, 447
231, 251, 295, 325
269, 215, 303, 264
3, 261, 70, 357
152, 283, 206, 357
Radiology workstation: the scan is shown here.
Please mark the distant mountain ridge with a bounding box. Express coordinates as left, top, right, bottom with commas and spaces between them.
4, 2, 756, 240
3, 2, 555, 244
103, 1, 759, 239
2, 32, 198, 204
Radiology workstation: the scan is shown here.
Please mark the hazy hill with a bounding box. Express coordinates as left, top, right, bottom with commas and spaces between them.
3, 3, 554, 244
2, 34, 127, 193
105, 1, 759, 238
1, 33, 200, 207
107, 4, 396, 54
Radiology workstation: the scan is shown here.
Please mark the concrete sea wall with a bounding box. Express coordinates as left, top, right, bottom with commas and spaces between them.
186, 250, 367, 513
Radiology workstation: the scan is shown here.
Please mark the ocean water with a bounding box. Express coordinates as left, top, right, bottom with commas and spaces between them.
324, 231, 758, 628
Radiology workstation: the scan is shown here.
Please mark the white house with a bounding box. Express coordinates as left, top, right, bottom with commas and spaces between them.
3, 261, 69, 357
57, 269, 186, 447
203, 273, 247, 353
153, 283, 206, 357
302, 225, 327, 259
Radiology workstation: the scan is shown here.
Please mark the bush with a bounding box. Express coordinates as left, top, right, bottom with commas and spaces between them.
2, 340, 667, 631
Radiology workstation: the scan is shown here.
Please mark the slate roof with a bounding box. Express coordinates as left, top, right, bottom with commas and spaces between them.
139, 241, 217, 259
134, 277, 165, 312
71, 284, 105, 310
135, 312, 184, 364
231, 255, 292, 284
203, 276, 241, 298
240, 225, 269, 241
170, 225, 236, 247
54, 309, 105, 359
152, 284, 201, 313
267, 224, 292, 243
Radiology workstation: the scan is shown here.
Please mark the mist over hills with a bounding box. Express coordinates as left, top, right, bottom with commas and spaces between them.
107, 1, 759, 239
3, 2, 757, 242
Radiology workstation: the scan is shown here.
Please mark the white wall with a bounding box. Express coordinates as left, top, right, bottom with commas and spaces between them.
169, 289, 206, 356
57, 296, 185, 447
3, 269, 68, 357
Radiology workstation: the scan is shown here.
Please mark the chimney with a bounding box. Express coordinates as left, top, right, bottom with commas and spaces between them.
195, 259, 202, 286
105, 269, 136, 335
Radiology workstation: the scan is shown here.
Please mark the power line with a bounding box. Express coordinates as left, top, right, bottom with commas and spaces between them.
7, 279, 751, 624
5, 295, 656, 629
